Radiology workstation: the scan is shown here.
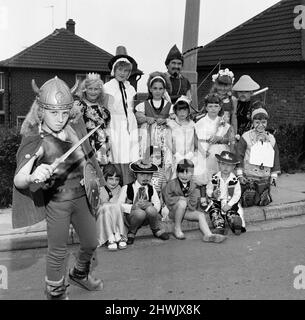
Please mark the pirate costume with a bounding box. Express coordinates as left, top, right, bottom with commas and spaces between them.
12, 77, 105, 300
118, 159, 169, 245
206, 151, 243, 235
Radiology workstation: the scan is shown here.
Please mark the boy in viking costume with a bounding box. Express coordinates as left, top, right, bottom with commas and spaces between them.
118, 159, 169, 245
165, 44, 192, 104
205, 151, 243, 235
235, 108, 280, 207
13, 77, 104, 300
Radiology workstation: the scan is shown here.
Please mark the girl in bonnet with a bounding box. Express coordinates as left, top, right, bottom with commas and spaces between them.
103, 47, 140, 185
135, 71, 172, 177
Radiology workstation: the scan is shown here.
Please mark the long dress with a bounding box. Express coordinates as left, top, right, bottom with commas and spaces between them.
195, 115, 234, 183
103, 79, 139, 184
136, 98, 172, 167
96, 185, 127, 246
166, 118, 199, 179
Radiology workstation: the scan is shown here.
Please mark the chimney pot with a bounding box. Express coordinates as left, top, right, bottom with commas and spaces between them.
66, 19, 75, 34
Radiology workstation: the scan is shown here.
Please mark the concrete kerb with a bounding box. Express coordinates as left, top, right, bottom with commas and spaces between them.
1, 200, 305, 252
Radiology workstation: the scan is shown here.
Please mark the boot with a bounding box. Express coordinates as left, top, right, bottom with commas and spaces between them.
45, 277, 69, 300
68, 262, 103, 291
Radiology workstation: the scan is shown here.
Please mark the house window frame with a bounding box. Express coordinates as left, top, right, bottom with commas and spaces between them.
0, 72, 4, 91
75, 73, 86, 84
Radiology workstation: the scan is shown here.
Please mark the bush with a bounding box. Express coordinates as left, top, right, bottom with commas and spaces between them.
275, 123, 305, 173
0, 127, 21, 208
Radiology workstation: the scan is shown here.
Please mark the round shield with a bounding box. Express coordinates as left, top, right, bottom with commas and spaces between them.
83, 161, 101, 219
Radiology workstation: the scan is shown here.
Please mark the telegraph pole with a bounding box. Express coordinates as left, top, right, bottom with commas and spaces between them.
182, 0, 201, 108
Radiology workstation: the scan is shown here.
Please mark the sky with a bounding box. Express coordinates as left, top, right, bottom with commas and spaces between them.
0, 0, 280, 91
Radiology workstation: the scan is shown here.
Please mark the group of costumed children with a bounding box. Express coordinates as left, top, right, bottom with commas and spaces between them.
12, 45, 280, 300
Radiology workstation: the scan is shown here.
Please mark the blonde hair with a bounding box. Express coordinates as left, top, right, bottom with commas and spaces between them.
20, 100, 82, 137
75, 77, 105, 105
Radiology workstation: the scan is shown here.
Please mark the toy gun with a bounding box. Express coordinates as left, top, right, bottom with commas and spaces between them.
252, 87, 268, 97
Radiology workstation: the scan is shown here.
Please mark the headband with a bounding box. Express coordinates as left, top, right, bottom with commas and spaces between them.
149, 76, 166, 86
251, 108, 269, 119
111, 58, 131, 76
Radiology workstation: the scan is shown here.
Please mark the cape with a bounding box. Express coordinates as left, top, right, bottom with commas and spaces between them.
12, 117, 105, 228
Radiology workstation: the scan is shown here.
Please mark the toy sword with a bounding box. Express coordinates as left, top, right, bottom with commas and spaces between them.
34, 124, 101, 183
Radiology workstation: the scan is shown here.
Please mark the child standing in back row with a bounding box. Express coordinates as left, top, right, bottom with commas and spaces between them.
75, 73, 111, 165
135, 71, 172, 173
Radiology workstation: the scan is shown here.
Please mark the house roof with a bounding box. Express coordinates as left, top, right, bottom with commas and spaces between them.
0, 28, 114, 72
197, 0, 302, 67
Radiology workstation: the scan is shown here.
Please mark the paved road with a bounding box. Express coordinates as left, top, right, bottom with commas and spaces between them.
1, 225, 305, 300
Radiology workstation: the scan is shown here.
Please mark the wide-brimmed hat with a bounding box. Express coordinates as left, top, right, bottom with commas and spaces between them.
165, 44, 184, 66
215, 151, 239, 165
129, 159, 158, 174
232, 75, 260, 91
108, 46, 137, 76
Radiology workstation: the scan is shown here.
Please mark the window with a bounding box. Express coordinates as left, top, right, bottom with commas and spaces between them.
16, 116, 26, 129
75, 73, 86, 84
0, 91, 4, 112
0, 72, 4, 91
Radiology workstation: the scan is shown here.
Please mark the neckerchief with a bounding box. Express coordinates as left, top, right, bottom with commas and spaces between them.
178, 179, 190, 197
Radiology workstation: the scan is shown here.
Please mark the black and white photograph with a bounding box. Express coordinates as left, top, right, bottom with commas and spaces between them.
0, 0, 305, 306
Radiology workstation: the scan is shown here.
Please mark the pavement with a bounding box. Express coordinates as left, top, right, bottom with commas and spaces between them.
0, 173, 305, 252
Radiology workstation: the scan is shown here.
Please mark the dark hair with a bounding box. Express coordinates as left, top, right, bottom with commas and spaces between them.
173, 101, 190, 114
204, 93, 222, 105
103, 164, 121, 180
176, 159, 194, 173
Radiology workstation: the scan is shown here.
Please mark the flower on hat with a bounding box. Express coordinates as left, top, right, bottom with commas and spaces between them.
212, 68, 234, 83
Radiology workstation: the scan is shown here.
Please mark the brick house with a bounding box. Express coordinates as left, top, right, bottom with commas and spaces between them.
196, 0, 305, 128
0, 19, 143, 127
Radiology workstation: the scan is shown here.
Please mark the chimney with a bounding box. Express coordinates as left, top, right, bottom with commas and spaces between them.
66, 19, 75, 34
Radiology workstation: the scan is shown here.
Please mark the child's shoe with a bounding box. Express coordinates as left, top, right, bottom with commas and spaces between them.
214, 227, 225, 235
202, 234, 227, 243
107, 241, 118, 251
228, 215, 242, 235
118, 237, 127, 250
